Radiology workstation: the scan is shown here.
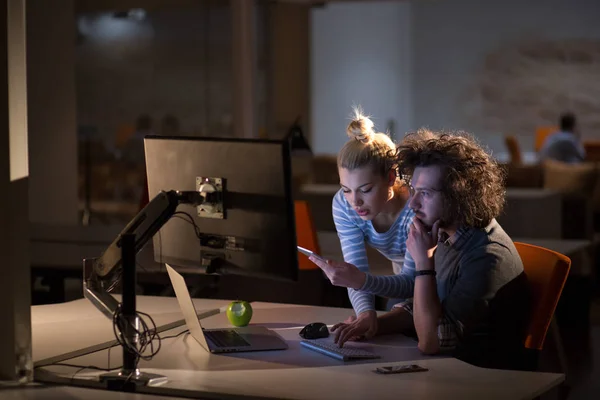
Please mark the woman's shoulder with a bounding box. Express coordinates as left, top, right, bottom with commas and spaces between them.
332, 188, 352, 213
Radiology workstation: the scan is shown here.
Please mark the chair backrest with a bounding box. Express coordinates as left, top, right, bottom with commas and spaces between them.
514, 242, 571, 350
534, 126, 558, 152
504, 135, 523, 165
583, 140, 600, 162
294, 200, 321, 270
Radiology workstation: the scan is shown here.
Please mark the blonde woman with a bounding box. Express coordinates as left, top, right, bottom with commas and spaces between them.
310, 109, 416, 344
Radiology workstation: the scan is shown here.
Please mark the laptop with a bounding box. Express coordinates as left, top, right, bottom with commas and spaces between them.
165, 264, 288, 353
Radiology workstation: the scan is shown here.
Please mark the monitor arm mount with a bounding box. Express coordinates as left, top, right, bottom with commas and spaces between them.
83, 182, 224, 321
81, 181, 224, 389
82, 176, 287, 389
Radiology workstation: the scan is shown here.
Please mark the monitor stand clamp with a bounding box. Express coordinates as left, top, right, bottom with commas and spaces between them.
100, 368, 168, 390
99, 233, 167, 390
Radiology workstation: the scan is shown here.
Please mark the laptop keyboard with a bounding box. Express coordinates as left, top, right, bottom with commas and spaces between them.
300, 340, 380, 361
204, 329, 251, 348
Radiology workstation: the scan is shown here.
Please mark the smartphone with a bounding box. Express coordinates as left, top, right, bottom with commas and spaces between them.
297, 245, 326, 262
373, 364, 428, 374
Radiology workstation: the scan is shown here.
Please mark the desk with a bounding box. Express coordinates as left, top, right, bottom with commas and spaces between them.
32, 296, 563, 400
498, 189, 563, 239
512, 237, 592, 256
32, 297, 308, 367
512, 237, 595, 276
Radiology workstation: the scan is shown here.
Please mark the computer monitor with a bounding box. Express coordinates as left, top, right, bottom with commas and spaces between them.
144, 135, 298, 282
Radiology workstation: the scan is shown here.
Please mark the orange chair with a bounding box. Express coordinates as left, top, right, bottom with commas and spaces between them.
583, 140, 600, 162
504, 135, 523, 165
294, 200, 320, 270
115, 123, 136, 150
515, 242, 571, 373
534, 126, 558, 152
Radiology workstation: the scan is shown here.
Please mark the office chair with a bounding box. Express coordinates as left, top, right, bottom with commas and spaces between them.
515, 242, 571, 375
295, 200, 321, 271
294, 200, 336, 306
534, 126, 558, 152
504, 135, 523, 165
583, 140, 600, 162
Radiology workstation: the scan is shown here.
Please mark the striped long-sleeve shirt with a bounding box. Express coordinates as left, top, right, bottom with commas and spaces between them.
332, 189, 416, 315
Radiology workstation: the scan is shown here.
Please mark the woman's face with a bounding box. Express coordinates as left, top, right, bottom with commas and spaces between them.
339, 166, 393, 220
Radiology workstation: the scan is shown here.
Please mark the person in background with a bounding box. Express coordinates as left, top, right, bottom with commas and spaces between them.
313, 129, 530, 370
539, 112, 585, 163
122, 114, 154, 166
316, 108, 415, 342
161, 114, 181, 137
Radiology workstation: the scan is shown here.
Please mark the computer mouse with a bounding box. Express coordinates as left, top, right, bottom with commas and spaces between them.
299, 322, 330, 339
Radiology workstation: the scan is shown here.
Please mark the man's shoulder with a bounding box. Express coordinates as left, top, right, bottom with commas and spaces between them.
461, 221, 522, 264
545, 131, 572, 145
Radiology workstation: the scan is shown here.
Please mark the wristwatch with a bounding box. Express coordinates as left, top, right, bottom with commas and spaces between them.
415, 270, 436, 277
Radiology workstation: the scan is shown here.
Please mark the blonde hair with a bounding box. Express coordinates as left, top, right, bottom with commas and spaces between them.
337, 107, 398, 179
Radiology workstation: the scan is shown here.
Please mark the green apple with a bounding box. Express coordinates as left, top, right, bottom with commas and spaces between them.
226, 301, 253, 327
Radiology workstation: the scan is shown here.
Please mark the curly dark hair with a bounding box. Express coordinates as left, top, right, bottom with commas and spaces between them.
396, 129, 506, 229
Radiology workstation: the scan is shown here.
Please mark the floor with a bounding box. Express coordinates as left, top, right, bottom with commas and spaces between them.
565, 297, 600, 399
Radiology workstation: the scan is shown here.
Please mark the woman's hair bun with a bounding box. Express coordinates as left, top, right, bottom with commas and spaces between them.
346, 107, 374, 144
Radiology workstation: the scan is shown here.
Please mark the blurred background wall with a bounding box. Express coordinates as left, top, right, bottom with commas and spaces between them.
311, 1, 412, 154
411, 0, 600, 155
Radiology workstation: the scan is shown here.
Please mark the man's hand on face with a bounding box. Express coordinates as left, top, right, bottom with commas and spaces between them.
309, 257, 366, 290
331, 310, 378, 347
407, 218, 440, 269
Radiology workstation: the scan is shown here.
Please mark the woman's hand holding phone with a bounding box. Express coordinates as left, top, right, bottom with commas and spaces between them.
297, 246, 326, 263
298, 246, 366, 290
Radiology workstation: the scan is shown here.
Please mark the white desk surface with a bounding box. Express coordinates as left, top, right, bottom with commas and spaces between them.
32, 296, 305, 367
33, 296, 564, 400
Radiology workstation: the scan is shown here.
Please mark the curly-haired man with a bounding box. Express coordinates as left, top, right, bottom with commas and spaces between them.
313, 129, 531, 369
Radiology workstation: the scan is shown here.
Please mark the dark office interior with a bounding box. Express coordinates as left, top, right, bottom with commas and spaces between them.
2, 0, 600, 399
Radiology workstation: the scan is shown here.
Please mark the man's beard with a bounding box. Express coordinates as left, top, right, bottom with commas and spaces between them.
418, 216, 450, 232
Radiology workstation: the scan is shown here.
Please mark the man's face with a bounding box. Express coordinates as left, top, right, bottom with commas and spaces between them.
339, 166, 393, 221
407, 165, 446, 229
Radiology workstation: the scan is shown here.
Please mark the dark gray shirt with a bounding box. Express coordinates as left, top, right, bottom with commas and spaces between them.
434, 219, 530, 368
362, 219, 531, 368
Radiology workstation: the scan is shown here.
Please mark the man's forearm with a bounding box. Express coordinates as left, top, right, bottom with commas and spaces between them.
376, 307, 414, 335
413, 274, 442, 354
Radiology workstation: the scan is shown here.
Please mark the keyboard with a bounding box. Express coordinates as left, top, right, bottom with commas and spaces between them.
204, 329, 251, 348
300, 340, 380, 361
